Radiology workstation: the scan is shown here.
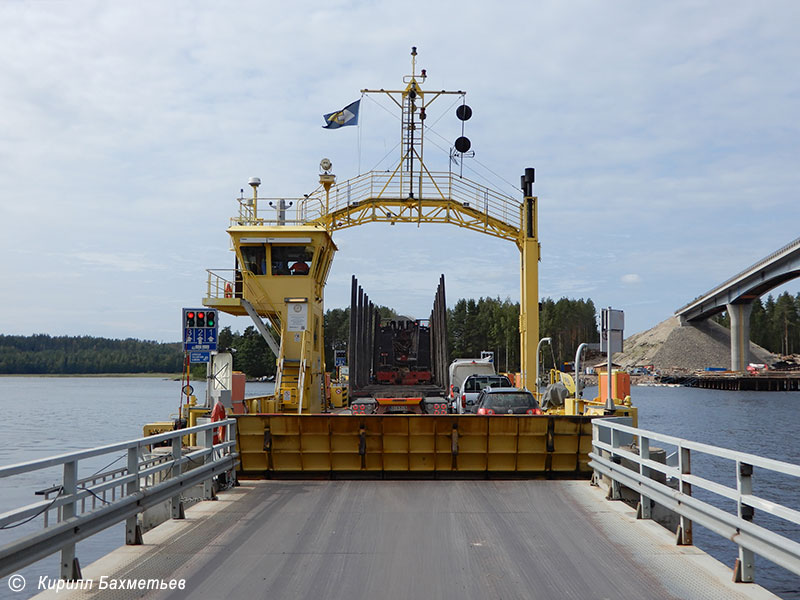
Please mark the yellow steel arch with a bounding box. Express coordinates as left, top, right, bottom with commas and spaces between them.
208, 47, 541, 394
300, 170, 521, 246
294, 164, 540, 389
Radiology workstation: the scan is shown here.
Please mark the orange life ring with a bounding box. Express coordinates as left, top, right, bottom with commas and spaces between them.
211, 400, 226, 445
224, 282, 232, 298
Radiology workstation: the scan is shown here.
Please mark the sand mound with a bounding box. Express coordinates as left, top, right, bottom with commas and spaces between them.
615, 316, 776, 371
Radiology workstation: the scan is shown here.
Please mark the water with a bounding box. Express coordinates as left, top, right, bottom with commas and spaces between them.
0, 378, 798, 598
0, 377, 276, 600
585, 383, 800, 599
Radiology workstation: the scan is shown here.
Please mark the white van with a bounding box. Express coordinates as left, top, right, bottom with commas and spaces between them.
448, 358, 496, 413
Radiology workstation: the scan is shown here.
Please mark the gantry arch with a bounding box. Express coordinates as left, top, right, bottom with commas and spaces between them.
206, 48, 541, 402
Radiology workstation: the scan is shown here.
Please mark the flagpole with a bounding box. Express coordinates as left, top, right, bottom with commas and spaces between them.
358, 93, 364, 174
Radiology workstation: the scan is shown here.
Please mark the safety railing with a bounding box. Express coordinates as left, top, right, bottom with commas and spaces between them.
229, 171, 521, 232
230, 197, 309, 227
300, 171, 520, 229
589, 418, 800, 583
34, 454, 171, 527
0, 419, 238, 581
206, 269, 240, 300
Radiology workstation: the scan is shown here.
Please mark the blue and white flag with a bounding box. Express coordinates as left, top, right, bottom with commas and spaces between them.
322, 99, 360, 129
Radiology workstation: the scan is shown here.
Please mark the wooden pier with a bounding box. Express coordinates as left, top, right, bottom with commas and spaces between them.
679, 372, 800, 391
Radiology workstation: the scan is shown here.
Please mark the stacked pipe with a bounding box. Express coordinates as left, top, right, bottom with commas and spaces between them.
348, 274, 448, 394
348, 276, 376, 394
430, 274, 449, 387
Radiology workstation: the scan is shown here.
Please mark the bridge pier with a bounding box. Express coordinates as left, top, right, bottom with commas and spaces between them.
727, 302, 752, 372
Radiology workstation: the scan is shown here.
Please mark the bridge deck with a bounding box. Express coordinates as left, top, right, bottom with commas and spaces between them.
675, 236, 800, 321
35, 481, 778, 600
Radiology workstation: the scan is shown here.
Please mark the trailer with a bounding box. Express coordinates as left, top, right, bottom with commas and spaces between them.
348, 276, 450, 414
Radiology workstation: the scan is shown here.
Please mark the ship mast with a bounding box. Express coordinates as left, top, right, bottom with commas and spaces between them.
361, 46, 465, 201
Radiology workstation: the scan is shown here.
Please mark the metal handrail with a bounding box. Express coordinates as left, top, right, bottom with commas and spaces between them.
305, 171, 519, 227
230, 171, 521, 231
206, 269, 240, 300
590, 418, 800, 583
0, 419, 238, 580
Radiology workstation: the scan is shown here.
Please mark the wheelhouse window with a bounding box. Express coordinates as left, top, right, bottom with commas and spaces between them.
271, 246, 314, 276
240, 246, 266, 275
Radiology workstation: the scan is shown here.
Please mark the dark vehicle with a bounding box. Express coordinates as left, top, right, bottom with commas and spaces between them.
348, 276, 449, 414
373, 318, 433, 385
474, 387, 542, 415
462, 374, 513, 413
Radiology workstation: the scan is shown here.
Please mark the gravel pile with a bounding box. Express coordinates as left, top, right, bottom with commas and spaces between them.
614, 316, 776, 372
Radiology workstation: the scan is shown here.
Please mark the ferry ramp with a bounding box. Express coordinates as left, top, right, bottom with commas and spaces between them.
34, 480, 778, 600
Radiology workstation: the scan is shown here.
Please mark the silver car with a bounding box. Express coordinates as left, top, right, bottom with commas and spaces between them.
461, 374, 512, 413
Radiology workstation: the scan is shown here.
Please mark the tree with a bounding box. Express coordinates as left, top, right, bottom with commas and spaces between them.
232, 326, 275, 378
0, 335, 184, 374
324, 308, 350, 368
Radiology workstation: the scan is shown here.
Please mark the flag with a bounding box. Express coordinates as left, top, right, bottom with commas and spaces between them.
322, 99, 360, 129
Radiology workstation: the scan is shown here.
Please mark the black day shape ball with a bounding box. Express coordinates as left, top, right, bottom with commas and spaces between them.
455, 136, 471, 153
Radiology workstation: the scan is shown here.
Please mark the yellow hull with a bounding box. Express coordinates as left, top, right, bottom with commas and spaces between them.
235, 413, 594, 478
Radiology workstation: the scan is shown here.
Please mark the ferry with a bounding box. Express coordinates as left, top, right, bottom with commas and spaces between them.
1, 48, 797, 600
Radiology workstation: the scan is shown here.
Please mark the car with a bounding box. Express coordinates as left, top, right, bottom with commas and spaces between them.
448, 357, 497, 413
473, 387, 542, 415
461, 374, 512, 413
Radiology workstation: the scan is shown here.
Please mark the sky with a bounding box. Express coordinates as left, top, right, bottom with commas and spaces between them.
1, 1, 799, 343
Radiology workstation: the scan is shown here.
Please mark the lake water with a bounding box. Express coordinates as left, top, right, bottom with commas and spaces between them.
0, 377, 798, 599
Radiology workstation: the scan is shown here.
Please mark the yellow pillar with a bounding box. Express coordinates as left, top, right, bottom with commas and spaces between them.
519, 183, 539, 389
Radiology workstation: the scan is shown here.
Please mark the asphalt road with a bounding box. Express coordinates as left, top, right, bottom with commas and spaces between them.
135, 479, 686, 600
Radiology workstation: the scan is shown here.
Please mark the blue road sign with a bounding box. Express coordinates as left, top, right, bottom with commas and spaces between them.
183, 308, 219, 351
334, 350, 346, 367
186, 343, 214, 351
189, 351, 211, 363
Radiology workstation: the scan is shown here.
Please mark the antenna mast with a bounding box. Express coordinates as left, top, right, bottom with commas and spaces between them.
361, 46, 466, 200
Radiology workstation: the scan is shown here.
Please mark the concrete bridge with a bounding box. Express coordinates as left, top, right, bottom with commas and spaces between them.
675, 237, 800, 371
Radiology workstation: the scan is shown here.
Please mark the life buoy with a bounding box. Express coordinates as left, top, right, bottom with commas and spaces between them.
211, 400, 226, 444
224, 282, 232, 298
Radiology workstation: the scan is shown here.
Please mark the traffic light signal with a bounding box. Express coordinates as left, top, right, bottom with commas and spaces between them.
183, 308, 216, 332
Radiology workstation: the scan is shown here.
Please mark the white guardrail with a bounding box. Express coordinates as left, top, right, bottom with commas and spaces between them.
0, 419, 238, 580
590, 418, 800, 583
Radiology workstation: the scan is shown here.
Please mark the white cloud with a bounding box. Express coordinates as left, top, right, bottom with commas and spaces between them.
621, 274, 643, 285
70, 252, 165, 273
1, 1, 799, 339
